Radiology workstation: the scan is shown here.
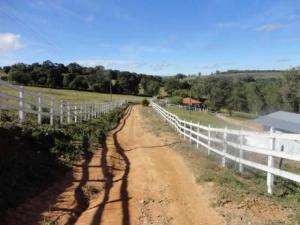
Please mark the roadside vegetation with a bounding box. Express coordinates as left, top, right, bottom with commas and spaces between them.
0, 106, 125, 217
140, 106, 300, 225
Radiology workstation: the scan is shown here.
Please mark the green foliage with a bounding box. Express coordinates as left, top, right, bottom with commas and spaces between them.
172, 69, 300, 114
169, 96, 183, 105
0, 107, 124, 214
141, 98, 150, 106
69, 75, 89, 90
4, 61, 161, 96
140, 77, 161, 96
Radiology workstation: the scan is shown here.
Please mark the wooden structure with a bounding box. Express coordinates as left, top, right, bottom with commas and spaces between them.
182, 97, 206, 110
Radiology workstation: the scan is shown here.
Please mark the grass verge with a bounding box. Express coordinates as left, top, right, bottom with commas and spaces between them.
165, 105, 241, 129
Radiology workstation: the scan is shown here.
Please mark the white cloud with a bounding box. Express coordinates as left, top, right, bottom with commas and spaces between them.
256, 23, 285, 32
0, 33, 23, 53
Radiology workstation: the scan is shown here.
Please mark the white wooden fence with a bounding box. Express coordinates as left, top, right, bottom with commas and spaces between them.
152, 102, 300, 194
0, 80, 126, 125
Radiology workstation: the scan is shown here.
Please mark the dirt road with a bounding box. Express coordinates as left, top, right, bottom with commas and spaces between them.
5, 105, 224, 225
76, 105, 224, 225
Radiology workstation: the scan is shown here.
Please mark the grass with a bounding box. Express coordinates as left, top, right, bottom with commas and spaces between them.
219, 109, 258, 120
165, 105, 241, 129
0, 85, 144, 106
140, 106, 300, 225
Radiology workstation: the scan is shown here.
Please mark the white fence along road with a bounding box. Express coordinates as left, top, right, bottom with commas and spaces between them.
151, 102, 300, 194
0, 80, 126, 125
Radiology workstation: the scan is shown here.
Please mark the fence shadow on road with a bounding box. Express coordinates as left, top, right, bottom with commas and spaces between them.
124, 141, 181, 152
91, 106, 133, 225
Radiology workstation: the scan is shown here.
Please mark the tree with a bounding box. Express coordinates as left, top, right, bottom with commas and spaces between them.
46, 68, 63, 88
140, 77, 160, 96
243, 83, 263, 114
67, 62, 83, 74
69, 76, 89, 90
8, 70, 31, 84
63, 73, 77, 88
281, 69, 300, 112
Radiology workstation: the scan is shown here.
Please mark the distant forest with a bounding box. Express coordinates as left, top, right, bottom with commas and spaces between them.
0, 60, 162, 96
1, 61, 299, 115
164, 70, 300, 115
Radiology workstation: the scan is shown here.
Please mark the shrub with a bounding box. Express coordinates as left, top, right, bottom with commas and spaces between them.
0, 106, 125, 214
169, 96, 182, 105
141, 98, 149, 106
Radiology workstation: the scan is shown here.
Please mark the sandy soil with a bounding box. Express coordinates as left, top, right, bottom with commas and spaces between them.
4, 105, 225, 225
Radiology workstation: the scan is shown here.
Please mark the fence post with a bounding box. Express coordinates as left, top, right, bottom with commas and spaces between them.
80, 104, 83, 122
184, 121, 186, 140
222, 126, 227, 167
74, 105, 78, 123
267, 127, 275, 194
89, 104, 92, 119
84, 103, 87, 120
60, 100, 64, 124
18, 86, 25, 123
208, 124, 211, 155
189, 121, 192, 144
92, 104, 94, 118
67, 102, 71, 124
95, 104, 98, 118
197, 122, 200, 149
239, 129, 244, 173
38, 93, 42, 124
50, 97, 54, 126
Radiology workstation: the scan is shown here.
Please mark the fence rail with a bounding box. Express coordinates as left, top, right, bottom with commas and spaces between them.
151, 102, 300, 194
0, 81, 126, 125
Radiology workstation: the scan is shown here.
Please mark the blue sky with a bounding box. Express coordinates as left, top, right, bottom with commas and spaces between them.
0, 0, 300, 75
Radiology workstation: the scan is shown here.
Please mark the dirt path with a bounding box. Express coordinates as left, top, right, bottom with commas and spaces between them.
76, 105, 224, 225
5, 105, 224, 225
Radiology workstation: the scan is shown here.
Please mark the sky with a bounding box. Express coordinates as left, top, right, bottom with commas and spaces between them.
0, 0, 300, 75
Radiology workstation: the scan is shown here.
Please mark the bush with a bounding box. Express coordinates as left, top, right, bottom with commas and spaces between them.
0, 106, 125, 214
169, 96, 182, 105
141, 98, 150, 106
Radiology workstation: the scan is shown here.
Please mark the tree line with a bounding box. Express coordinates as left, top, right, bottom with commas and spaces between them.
1, 61, 299, 115
164, 70, 300, 115
0, 60, 162, 96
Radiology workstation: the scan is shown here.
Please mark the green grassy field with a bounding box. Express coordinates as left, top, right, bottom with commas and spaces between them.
165, 105, 242, 129
0, 85, 144, 106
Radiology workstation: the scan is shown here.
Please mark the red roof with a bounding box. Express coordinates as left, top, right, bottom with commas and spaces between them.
182, 97, 202, 105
